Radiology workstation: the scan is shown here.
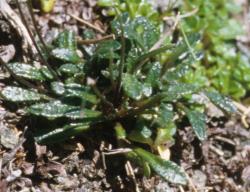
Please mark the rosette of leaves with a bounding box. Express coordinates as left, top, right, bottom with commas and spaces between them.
0, 14, 236, 185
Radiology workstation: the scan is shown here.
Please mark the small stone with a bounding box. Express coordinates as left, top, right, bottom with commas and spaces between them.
192, 170, 207, 189
242, 166, 250, 191
0, 125, 19, 149
6, 169, 22, 182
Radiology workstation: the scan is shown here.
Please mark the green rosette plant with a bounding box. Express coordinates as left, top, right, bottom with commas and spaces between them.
0, 13, 237, 185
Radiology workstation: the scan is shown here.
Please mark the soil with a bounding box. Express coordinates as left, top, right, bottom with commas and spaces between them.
0, 0, 249, 192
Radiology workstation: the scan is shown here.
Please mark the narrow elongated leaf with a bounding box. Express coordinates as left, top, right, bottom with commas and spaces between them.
28, 100, 75, 118
65, 83, 98, 104
1, 86, 45, 102
40, 66, 54, 80
27, 100, 101, 119
51, 48, 80, 63
7, 63, 45, 81
164, 82, 198, 101
58, 64, 82, 75
205, 91, 237, 113
50, 82, 98, 104
185, 108, 207, 140
55, 30, 77, 50
35, 123, 90, 144
98, 0, 119, 7
145, 62, 161, 87
123, 73, 143, 100
134, 148, 187, 185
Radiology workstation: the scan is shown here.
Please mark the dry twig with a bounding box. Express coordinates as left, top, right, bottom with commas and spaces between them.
125, 161, 140, 192
77, 34, 115, 45
233, 101, 250, 128
102, 148, 132, 169
69, 13, 105, 34
0, 0, 36, 54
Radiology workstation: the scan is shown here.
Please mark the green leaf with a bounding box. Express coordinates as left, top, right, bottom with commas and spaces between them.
40, 66, 54, 80
185, 108, 207, 140
58, 64, 82, 75
156, 104, 174, 126
134, 148, 187, 185
163, 55, 195, 82
130, 16, 159, 50
64, 83, 98, 104
7, 63, 45, 81
1, 86, 46, 102
97, 0, 119, 7
145, 62, 161, 87
51, 82, 65, 95
218, 19, 243, 40
128, 120, 153, 145
122, 73, 143, 100
161, 34, 200, 75
35, 123, 90, 144
114, 122, 126, 140
205, 91, 237, 113
112, 14, 159, 50
142, 83, 152, 97
95, 40, 121, 59
154, 124, 176, 146
51, 48, 81, 63
55, 30, 77, 51
131, 44, 174, 72
126, 151, 151, 177
164, 82, 198, 101
27, 100, 101, 119
40, 0, 56, 13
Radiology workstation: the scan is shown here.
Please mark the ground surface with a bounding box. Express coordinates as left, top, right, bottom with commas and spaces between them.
0, 0, 250, 191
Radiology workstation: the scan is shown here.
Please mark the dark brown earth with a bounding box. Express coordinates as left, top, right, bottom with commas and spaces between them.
0, 1, 249, 191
